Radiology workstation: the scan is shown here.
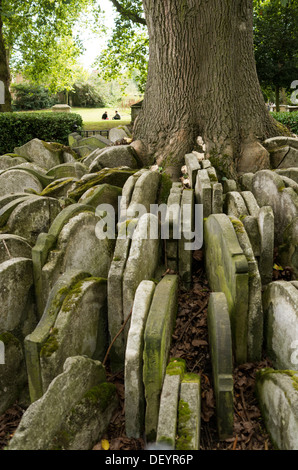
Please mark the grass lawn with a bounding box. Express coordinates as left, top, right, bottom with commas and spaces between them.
69, 107, 132, 131
19, 107, 132, 131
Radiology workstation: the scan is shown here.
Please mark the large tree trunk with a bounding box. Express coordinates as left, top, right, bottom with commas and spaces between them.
0, 3, 12, 113
134, 0, 283, 180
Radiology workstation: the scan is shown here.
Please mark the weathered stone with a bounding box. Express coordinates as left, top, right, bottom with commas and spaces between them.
81, 148, 106, 168
178, 189, 194, 288
263, 281, 298, 370
68, 168, 136, 200
39, 277, 108, 393
256, 368, 298, 450
238, 139, 270, 174
258, 206, 275, 285
123, 213, 160, 334
204, 214, 249, 364
79, 183, 122, 213
229, 217, 263, 361
25, 270, 92, 402
7, 196, 62, 245
176, 373, 201, 451
212, 182, 223, 214
156, 373, 181, 449
118, 169, 147, 221
40, 178, 78, 198
6, 162, 53, 187
270, 146, 298, 169
89, 145, 140, 173
242, 215, 261, 257
185, 153, 201, 189
224, 191, 249, 218
0, 258, 35, 335
278, 217, 298, 279
46, 162, 88, 180
207, 292, 233, 439
7, 356, 107, 450
0, 155, 27, 170
125, 280, 156, 438
252, 170, 298, 245
107, 219, 138, 372
41, 211, 114, 314
0, 195, 37, 227
14, 138, 62, 170
125, 170, 161, 219
108, 127, 128, 143
275, 168, 298, 184
143, 274, 179, 442
165, 185, 182, 270
201, 159, 211, 169
0, 332, 27, 415
280, 175, 298, 193
195, 169, 212, 218
0, 234, 32, 262
241, 191, 260, 217
0, 169, 43, 197
68, 132, 82, 148
223, 179, 237, 193
72, 145, 93, 158
76, 134, 111, 150
239, 173, 254, 192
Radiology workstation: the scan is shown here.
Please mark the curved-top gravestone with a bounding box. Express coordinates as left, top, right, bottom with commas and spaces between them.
204, 214, 249, 364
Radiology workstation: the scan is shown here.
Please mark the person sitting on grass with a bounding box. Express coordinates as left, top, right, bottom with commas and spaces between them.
102, 111, 108, 120
112, 111, 121, 120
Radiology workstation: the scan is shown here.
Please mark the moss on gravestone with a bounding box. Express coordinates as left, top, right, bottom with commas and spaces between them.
39, 328, 59, 358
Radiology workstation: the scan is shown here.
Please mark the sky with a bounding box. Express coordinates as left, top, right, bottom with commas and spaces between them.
78, 0, 116, 70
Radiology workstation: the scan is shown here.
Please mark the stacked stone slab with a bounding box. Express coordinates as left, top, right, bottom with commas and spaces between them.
89, 145, 141, 173
263, 136, 298, 169
165, 183, 182, 271
256, 368, 298, 450
207, 292, 234, 439
204, 214, 249, 364
194, 166, 223, 217
278, 217, 298, 280
185, 153, 201, 189
125, 280, 156, 438
223, 189, 274, 286
7, 356, 118, 450
14, 138, 77, 170
263, 281, 298, 371
143, 274, 179, 442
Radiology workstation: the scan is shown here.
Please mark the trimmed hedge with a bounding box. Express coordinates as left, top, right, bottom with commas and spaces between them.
271, 111, 298, 135
0, 112, 83, 155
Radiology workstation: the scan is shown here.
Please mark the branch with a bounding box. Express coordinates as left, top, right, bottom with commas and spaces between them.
109, 0, 146, 25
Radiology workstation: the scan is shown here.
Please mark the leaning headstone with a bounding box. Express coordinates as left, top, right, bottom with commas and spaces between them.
0, 169, 43, 197
143, 274, 179, 442
107, 219, 138, 372
79, 183, 122, 212
0, 332, 27, 415
228, 217, 263, 361
40, 178, 78, 198
165, 185, 182, 271
195, 169, 212, 218
7, 196, 62, 245
212, 182, 223, 214
224, 191, 248, 218
0, 155, 27, 170
89, 146, 140, 173
263, 281, 298, 370
25, 269, 92, 402
185, 153, 201, 189
14, 138, 62, 170
156, 373, 181, 449
125, 280, 156, 438
39, 277, 108, 393
109, 127, 128, 143
207, 292, 233, 439
204, 214, 249, 364
125, 170, 161, 219
178, 189, 194, 288
40, 211, 114, 315
75, 134, 111, 150
275, 168, 298, 184
257, 206, 275, 285
278, 217, 298, 280
241, 191, 260, 217
176, 373, 201, 451
46, 162, 88, 180
0, 234, 32, 263
256, 368, 298, 450
7, 356, 107, 450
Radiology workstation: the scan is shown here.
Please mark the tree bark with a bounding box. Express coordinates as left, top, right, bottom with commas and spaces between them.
0, 3, 12, 112
134, 0, 283, 179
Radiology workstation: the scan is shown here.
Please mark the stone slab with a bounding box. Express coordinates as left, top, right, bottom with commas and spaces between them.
0, 169, 43, 197
185, 153, 201, 189
176, 374, 201, 450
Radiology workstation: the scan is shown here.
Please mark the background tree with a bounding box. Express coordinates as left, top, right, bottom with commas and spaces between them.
0, 0, 101, 111
253, 0, 298, 111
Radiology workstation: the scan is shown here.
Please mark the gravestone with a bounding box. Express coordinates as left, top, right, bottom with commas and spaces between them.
143, 274, 179, 442
156, 374, 181, 449
256, 368, 298, 450
207, 292, 234, 439
263, 281, 298, 370
195, 169, 212, 218
125, 280, 156, 438
178, 189, 194, 288
0, 169, 43, 197
176, 373, 201, 451
7, 356, 108, 450
185, 153, 201, 189
14, 138, 62, 170
204, 214, 249, 364
0, 234, 32, 263
278, 217, 298, 280
89, 146, 140, 173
